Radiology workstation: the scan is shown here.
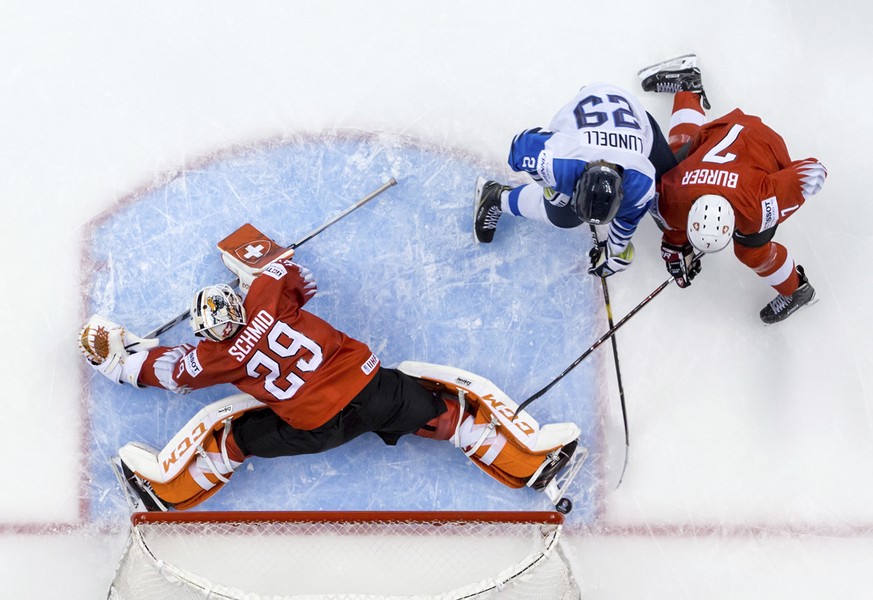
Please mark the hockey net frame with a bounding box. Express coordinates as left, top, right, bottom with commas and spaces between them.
107, 510, 581, 600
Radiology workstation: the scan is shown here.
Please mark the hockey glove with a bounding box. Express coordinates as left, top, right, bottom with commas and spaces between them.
78, 315, 158, 386
661, 242, 701, 288
588, 241, 634, 278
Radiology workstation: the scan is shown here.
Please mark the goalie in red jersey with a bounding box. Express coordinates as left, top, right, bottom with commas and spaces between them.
638, 55, 828, 324
78, 224, 583, 513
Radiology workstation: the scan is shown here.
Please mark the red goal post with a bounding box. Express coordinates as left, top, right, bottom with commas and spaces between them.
107, 510, 582, 600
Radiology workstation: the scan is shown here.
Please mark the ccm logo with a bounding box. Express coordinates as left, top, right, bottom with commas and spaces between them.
482, 394, 536, 435
161, 405, 236, 473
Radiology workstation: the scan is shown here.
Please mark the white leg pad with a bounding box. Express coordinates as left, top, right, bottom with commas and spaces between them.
119, 393, 265, 483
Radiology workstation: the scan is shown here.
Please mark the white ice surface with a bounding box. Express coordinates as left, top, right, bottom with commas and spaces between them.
2, 0, 873, 597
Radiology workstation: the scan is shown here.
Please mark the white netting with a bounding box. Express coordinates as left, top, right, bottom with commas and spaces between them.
107, 512, 581, 600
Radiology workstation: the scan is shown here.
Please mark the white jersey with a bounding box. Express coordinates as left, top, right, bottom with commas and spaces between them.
546, 82, 656, 159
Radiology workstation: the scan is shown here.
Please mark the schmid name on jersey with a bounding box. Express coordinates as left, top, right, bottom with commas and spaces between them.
228, 309, 276, 362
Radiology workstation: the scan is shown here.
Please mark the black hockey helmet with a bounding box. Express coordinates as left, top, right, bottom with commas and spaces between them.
571, 162, 624, 225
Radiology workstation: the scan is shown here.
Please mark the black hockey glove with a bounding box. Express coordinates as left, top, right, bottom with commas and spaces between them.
588, 241, 634, 278
661, 242, 701, 288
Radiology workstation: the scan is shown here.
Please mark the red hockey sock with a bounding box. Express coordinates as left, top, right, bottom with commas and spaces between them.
668, 91, 707, 152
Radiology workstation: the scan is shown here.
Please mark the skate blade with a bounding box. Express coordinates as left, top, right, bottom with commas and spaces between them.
542, 446, 588, 506
473, 176, 487, 244
637, 54, 698, 79
110, 457, 149, 513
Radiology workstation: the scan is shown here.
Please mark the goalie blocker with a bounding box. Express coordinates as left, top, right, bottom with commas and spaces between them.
116, 362, 584, 513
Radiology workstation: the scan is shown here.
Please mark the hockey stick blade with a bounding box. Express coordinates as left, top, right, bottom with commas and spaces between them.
144, 178, 398, 340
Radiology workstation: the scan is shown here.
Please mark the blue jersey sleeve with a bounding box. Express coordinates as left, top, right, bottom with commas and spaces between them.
507, 128, 552, 176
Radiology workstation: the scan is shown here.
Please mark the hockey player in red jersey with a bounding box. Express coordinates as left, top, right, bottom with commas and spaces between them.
78, 224, 582, 512
639, 55, 827, 323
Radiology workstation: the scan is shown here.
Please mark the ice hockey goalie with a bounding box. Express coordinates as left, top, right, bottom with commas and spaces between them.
115, 362, 584, 514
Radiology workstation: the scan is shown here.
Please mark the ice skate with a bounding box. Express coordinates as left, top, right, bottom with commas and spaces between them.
473, 177, 510, 244
527, 440, 588, 514
111, 456, 170, 512
760, 265, 817, 324
638, 53, 710, 109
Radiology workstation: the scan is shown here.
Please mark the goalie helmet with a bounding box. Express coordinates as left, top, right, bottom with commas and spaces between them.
570, 162, 624, 225
190, 284, 246, 342
687, 195, 735, 253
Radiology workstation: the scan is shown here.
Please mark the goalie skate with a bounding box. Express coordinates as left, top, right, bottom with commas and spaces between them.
110, 456, 169, 513
529, 441, 588, 514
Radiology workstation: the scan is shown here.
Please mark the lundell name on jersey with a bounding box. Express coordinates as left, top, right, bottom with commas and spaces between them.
582, 130, 645, 153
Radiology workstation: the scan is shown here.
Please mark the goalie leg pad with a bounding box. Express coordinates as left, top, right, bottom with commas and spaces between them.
398, 361, 582, 490
118, 399, 257, 510
122, 425, 244, 511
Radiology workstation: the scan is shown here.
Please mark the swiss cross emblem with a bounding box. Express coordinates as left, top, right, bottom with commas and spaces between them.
234, 239, 273, 265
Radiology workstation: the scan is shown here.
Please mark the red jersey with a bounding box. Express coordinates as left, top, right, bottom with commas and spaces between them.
655, 109, 819, 246
139, 260, 380, 430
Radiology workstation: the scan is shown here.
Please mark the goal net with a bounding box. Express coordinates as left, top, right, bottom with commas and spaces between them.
107, 511, 581, 600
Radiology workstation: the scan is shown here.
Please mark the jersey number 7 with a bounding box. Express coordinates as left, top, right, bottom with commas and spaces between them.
702, 124, 744, 164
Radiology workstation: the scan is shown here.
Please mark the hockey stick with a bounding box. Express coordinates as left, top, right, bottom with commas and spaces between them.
144, 178, 398, 339
589, 226, 631, 488
515, 272, 677, 417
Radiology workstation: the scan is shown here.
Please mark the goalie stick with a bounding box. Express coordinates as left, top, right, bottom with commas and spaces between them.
144, 178, 397, 339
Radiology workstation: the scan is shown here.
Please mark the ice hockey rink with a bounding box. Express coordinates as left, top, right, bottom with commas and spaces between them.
3, 1, 873, 597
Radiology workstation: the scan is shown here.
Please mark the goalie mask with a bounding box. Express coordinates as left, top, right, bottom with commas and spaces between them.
190, 284, 246, 342
687, 195, 735, 253
571, 162, 624, 225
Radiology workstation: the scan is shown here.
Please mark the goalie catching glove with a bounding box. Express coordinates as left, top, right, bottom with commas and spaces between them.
78, 315, 158, 386
588, 241, 634, 278
661, 242, 701, 288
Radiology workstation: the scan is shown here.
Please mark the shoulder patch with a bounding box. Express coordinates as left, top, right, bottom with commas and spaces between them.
182, 349, 203, 378
361, 353, 380, 376
760, 196, 779, 230
536, 149, 556, 187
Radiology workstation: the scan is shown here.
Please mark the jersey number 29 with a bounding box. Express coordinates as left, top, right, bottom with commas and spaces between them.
573, 94, 642, 130
246, 320, 324, 401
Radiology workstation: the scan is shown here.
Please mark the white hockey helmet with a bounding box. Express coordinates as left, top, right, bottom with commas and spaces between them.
190, 284, 246, 341
687, 195, 735, 253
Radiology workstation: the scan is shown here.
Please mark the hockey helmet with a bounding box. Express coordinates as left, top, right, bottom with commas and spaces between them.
190, 284, 247, 341
687, 195, 735, 253
571, 162, 624, 225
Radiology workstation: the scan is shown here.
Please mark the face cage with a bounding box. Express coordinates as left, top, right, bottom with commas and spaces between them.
190, 286, 246, 341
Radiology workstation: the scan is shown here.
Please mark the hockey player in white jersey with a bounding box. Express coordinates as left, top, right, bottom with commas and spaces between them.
474, 82, 678, 278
